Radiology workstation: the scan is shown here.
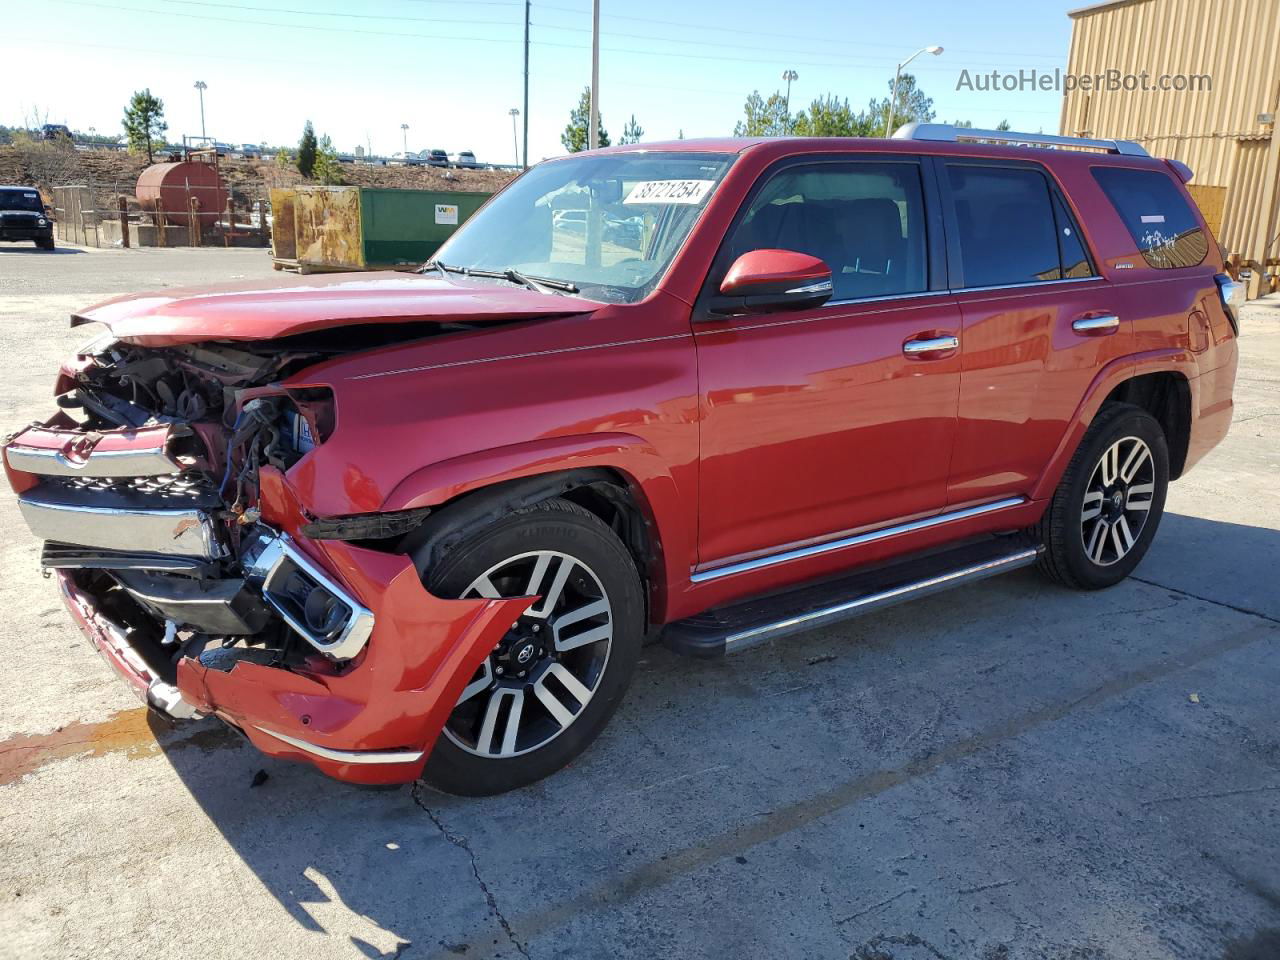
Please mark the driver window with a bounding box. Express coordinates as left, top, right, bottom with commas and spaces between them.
729, 162, 928, 301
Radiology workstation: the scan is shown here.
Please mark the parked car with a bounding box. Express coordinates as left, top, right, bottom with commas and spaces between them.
40, 124, 72, 142
4, 127, 1240, 795
456, 151, 479, 169
0, 185, 54, 250
426, 149, 449, 168
240, 144, 263, 158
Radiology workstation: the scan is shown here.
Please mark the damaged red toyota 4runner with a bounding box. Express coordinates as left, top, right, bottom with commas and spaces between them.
5, 126, 1240, 795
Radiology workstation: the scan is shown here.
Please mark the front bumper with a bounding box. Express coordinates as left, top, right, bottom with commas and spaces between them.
57, 536, 533, 784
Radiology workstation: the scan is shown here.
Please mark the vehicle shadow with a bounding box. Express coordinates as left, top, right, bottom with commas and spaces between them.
153, 510, 1280, 958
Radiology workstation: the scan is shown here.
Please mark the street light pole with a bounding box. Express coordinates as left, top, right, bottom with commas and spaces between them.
885, 45, 943, 137
400, 123, 409, 158
781, 69, 798, 134
193, 80, 207, 140
509, 108, 521, 166
588, 0, 601, 150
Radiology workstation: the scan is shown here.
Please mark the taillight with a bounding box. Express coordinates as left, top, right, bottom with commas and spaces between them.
1214, 273, 1245, 335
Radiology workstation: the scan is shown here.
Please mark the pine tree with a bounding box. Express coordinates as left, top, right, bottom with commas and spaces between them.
561, 88, 610, 153
122, 89, 166, 164
620, 115, 644, 145
297, 121, 318, 178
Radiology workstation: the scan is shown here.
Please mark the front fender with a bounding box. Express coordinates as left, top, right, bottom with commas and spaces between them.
380, 432, 690, 618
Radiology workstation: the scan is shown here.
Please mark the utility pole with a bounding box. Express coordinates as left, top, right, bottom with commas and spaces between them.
522, 0, 530, 169
781, 69, 798, 135
400, 122, 409, 157
193, 81, 207, 140
509, 108, 521, 166
588, 0, 600, 150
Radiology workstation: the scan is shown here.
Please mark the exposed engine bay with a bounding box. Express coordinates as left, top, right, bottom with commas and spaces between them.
6, 337, 379, 700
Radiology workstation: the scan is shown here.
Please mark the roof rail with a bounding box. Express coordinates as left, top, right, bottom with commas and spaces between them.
892, 122, 1150, 157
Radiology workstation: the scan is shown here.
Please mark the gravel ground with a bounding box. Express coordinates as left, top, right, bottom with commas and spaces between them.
1, 243, 1277, 960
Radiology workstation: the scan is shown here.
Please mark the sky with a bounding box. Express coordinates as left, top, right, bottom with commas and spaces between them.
2, 0, 1081, 164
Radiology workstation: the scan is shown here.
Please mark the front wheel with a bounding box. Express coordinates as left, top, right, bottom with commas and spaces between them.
1033, 402, 1170, 590
417, 498, 644, 796
36, 237, 55, 251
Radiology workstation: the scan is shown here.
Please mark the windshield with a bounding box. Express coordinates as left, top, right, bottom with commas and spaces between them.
434, 151, 734, 304
0, 190, 44, 213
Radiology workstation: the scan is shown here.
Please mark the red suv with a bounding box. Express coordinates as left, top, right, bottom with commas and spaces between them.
4, 126, 1241, 795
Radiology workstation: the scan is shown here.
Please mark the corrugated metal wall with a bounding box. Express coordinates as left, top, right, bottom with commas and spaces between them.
1060, 0, 1280, 267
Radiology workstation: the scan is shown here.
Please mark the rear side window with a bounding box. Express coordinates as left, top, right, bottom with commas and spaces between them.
946, 165, 1065, 287
1091, 167, 1208, 269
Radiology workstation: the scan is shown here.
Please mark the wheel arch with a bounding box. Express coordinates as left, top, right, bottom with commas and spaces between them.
1032, 351, 1198, 500
1096, 371, 1192, 479
393, 451, 679, 625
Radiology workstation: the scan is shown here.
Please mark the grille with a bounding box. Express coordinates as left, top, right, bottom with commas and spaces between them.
50, 472, 221, 504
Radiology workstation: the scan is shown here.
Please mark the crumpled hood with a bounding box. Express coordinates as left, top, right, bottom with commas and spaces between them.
73, 272, 597, 347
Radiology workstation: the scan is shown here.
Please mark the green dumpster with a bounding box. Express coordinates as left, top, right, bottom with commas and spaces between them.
271, 185, 492, 272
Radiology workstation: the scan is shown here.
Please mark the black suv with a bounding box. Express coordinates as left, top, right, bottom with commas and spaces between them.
0, 187, 55, 250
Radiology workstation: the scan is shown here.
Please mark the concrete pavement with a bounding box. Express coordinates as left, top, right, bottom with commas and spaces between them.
1, 245, 1277, 960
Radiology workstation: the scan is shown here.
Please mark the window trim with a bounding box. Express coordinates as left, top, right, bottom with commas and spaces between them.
693, 154, 945, 322
933, 156, 1099, 293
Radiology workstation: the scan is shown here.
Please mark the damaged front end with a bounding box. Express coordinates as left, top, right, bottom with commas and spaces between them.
5, 337, 531, 784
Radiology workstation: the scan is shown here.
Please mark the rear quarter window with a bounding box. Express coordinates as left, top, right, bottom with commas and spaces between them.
1091, 167, 1208, 269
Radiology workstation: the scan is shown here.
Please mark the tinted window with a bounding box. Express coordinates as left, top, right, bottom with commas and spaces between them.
1053, 193, 1094, 279
728, 163, 928, 300
1092, 167, 1208, 269
947, 165, 1063, 287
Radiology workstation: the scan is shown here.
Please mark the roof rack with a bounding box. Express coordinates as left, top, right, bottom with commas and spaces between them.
892, 122, 1150, 157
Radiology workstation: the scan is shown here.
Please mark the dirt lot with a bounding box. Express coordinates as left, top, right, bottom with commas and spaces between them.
0, 144, 515, 212
0, 244, 1277, 960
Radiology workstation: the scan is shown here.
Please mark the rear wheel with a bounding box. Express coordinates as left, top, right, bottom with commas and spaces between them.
418, 498, 643, 796
1034, 402, 1169, 589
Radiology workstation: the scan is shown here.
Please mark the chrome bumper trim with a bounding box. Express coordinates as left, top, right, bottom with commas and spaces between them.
246, 531, 375, 661
252, 726, 423, 765
692, 496, 1029, 583
5, 444, 180, 478
18, 493, 221, 560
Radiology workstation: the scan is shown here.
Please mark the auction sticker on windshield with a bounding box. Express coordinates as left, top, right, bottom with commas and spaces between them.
624, 179, 715, 205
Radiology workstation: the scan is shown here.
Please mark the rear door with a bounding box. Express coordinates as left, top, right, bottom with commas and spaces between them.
691, 156, 962, 570
937, 158, 1132, 507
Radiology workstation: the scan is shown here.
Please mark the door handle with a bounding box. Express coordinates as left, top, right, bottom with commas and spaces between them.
903, 335, 959, 357
1072, 314, 1120, 335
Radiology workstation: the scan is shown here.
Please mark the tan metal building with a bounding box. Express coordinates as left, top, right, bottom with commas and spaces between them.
1060, 0, 1280, 294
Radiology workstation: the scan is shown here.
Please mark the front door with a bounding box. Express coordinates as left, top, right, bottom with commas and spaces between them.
693, 158, 961, 571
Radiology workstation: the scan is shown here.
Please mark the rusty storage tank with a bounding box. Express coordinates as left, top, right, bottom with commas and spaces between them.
136, 160, 227, 228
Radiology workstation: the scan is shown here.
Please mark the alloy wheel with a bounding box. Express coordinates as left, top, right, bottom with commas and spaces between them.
1080, 436, 1156, 567
443, 550, 614, 759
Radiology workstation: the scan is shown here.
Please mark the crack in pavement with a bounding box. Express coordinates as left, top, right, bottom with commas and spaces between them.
1130, 575, 1280, 625
412, 783, 532, 960
447, 620, 1276, 960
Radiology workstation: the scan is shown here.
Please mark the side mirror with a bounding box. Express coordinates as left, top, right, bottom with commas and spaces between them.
709, 249, 833, 315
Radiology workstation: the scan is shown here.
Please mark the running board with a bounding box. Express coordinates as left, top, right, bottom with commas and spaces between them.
663, 538, 1042, 658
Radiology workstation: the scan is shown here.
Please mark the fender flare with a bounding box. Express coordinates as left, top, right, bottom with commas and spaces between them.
381, 432, 689, 620
1030, 348, 1200, 501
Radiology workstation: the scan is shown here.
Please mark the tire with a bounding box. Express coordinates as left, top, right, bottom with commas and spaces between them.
36, 238, 55, 251
1033, 402, 1169, 590
417, 498, 644, 796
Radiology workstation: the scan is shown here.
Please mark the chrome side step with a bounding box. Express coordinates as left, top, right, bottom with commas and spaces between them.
664, 538, 1042, 658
